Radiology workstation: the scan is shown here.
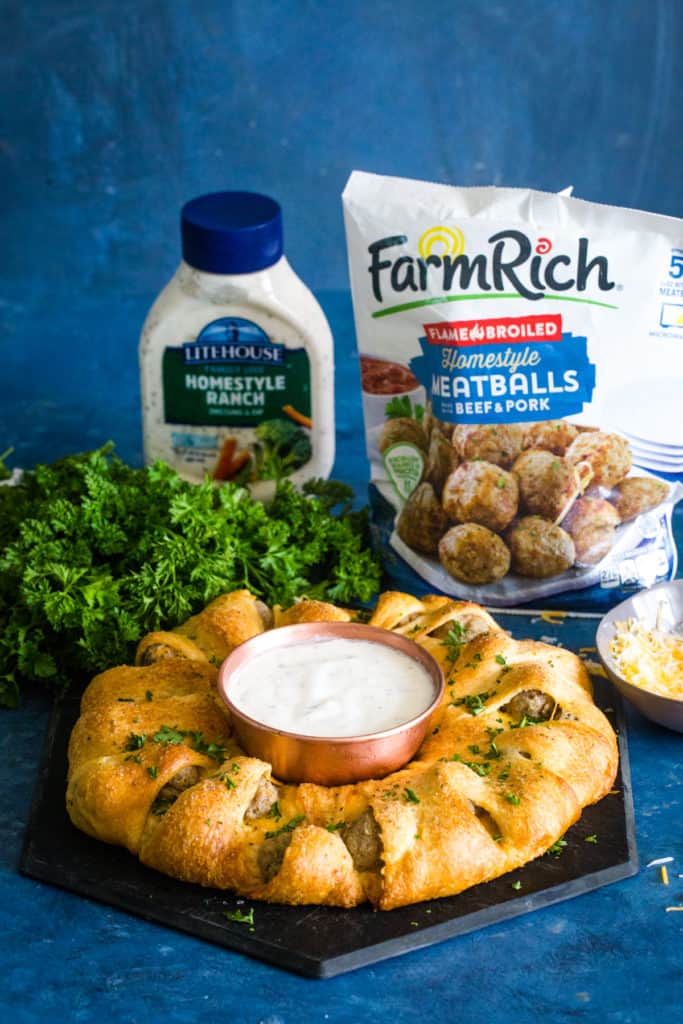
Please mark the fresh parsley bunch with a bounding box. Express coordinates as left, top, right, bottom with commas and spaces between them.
0, 444, 381, 706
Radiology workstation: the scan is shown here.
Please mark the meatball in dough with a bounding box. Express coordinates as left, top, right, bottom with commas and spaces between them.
565, 431, 631, 488
612, 477, 669, 522
438, 524, 511, 585
451, 423, 524, 469
506, 516, 575, 578
442, 461, 519, 533
512, 449, 582, 522
522, 420, 579, 456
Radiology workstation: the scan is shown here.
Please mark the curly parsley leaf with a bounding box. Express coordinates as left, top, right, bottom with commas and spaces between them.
0, 445, 381, 706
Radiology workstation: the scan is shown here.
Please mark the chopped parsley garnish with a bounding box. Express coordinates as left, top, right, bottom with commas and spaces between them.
145, 690, 153, 702
224, 777, 236, 790
584, 834, 598, 844
495, 654, 507, 665
505, 793, 521, 805
267, 801, 282, 820
123, 732, 146, 751
510, 714, 544, 729
224, 907, 254, 926
230, 763, 240, 774
464, 653, 483, 669
147, 766, 158, 779
403, 787, 421, 804
451, 692, 492, 716
151, 724, 226, 763
325, 821, 346, 832
546, 838, 567, 857
463, 761, 491, 777
511, 880, 522, 891
467, 744, 481, 755
443, 621, 467, 663
117, 697, 134, 702
265, 815, 305, 840
124, 753, 142, 764
486, 738, 502, 760
153, 725, 185, 744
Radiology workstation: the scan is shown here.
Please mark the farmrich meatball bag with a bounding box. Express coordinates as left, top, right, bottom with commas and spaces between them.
342, 171, 683, 610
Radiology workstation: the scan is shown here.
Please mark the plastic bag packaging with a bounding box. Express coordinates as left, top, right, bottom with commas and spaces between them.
342, 170, 683, 609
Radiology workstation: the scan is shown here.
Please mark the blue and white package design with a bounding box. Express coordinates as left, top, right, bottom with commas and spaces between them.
343, 171, 683, 609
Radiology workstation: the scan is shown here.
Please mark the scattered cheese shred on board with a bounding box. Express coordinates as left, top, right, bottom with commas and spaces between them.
582, 659, 608, 678
665, 906, 683, 912
609, 618, 683, 700
540, 611, 566, 624
661, 865, 670, 885
646, 857, 674, 868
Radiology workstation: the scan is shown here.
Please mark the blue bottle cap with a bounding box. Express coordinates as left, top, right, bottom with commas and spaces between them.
181, 191, 283, 274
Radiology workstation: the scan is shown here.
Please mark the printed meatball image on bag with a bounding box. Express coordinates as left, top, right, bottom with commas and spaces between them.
612, 477, 670, 522
565, 431, 632, 488
442, 461, 519, 533
522, 420, 579, 456
395, 482, 449, 555
423, 429, 458, 496
506, 516, 576, 578
562, 496, 621, 565
512, 449, 586, 522
452, 423, 525, 469
378, 417, 427, 454
438, 524, 511, 584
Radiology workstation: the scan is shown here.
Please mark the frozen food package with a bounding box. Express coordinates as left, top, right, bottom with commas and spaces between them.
342, 170, 683, 609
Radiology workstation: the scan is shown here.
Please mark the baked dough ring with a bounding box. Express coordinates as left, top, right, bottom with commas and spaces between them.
66, 590, 618, 910
135, 589, 269, 665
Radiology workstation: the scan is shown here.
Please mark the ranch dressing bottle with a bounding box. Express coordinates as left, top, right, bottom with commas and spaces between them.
139, 191, 335, 496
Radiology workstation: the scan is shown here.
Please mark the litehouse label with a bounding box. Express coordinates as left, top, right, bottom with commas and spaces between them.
162, 317, 310, 427
410, 314, 595, 422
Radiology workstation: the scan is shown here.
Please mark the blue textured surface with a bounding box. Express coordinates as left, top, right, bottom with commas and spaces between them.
2, 1, 683, 1019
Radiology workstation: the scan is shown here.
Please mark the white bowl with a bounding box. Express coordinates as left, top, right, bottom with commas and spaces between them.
596, 580, 683, 733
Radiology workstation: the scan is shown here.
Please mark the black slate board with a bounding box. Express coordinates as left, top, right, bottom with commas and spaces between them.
20, 680, 638, 979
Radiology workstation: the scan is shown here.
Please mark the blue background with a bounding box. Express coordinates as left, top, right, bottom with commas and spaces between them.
2, 2, 683, 1021
2, 0, 683, 466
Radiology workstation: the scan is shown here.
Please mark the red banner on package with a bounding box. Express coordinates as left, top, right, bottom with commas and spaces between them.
423, 314, 563, 346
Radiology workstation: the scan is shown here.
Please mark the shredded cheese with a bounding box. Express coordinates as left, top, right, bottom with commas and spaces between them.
540, 611, 566, 624
582, 659, 608, 678
661, 865, 670, 885
609, 618, 683, 701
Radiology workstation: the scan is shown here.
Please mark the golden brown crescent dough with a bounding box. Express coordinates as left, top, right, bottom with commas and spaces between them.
66, 590, 618, 910
135, 589, 269, 666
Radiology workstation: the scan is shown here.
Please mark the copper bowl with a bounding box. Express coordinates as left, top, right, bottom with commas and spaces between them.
217, 622, 445, 785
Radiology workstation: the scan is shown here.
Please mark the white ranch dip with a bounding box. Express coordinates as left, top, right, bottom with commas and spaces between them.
229, 637, 434, 737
